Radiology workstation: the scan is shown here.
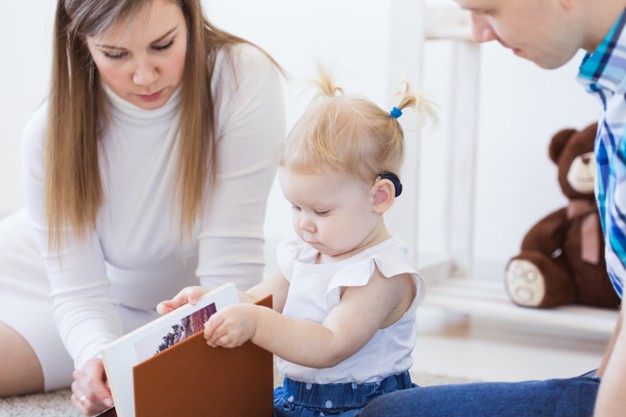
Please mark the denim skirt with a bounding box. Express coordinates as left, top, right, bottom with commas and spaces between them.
273, 371, 414, 417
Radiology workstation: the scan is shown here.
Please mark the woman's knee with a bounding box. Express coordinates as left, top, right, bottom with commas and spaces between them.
0, 322, 44, 396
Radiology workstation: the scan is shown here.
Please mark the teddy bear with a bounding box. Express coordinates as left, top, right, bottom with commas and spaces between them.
505, 123, 620, 309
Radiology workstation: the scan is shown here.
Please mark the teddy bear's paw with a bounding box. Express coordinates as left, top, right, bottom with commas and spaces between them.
505, 260, 545, 307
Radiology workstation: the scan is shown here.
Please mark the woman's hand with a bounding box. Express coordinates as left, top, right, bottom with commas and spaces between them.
156, 286, 210, 315
71, 358, 113, 416
204, 304, 258, 348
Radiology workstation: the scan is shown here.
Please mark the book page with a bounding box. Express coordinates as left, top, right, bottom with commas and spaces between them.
101, 283, 239, 417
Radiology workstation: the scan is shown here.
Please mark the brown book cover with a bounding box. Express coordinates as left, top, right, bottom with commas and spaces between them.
101, 284, 240, 417
132, 295, 274, 417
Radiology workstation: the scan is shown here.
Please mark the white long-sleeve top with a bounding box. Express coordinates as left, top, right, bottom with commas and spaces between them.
20, 44, 285, 368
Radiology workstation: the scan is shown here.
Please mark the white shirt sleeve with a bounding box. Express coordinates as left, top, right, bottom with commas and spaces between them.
196, 44, 286, 290
21, 104, 125, 369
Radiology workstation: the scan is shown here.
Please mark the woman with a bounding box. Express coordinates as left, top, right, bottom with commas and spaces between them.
0, 0, 284, 414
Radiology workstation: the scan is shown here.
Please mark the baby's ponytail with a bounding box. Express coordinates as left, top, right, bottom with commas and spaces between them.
312, 64, 344, 98
391, 81, 439, 129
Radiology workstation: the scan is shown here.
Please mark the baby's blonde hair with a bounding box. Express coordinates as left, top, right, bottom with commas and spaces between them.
280, 67, 437, 185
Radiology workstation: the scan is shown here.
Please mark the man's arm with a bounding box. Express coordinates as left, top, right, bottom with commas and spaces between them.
594, 304, 626, 416
596, 306, 622, 378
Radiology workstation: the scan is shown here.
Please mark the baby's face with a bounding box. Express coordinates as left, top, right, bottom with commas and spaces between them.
278, 167, 384, 261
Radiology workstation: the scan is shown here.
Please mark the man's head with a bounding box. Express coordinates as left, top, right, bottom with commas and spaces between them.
456, 0, 621, 69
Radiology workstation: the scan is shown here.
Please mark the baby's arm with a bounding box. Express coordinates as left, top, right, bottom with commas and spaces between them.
204, 268, 415, 367
156, 286, 211, 315
156, 272, 289, 315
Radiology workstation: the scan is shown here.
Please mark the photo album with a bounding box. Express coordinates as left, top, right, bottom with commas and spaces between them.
100, 283, 239, 417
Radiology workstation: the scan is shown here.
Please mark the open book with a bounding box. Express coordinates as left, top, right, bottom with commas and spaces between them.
100, 283, 239, 417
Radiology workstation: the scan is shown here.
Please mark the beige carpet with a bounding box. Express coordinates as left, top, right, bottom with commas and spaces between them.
0, 370, 476, 417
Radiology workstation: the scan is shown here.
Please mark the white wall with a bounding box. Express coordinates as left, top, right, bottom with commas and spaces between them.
0, 2, 56, 217
0, 1, 599, 277
416, 39, 597, 276
473, 45, 597, 272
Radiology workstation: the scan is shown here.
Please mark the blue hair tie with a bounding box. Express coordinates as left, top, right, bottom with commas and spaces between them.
377, 171, 403, 197
390, 106, 403, 119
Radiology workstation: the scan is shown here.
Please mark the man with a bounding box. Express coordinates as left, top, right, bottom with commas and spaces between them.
461, 2, 626, 415
358, 0, 626, 416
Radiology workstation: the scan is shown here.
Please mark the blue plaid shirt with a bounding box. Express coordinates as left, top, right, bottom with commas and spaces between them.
578, 9, 626, 299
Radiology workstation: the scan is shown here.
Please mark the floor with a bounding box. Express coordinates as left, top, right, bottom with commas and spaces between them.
411, 307, 611, 383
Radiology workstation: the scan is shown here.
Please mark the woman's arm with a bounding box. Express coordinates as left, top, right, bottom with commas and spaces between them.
21, 103, 123, 368
196, 44, 286, 290
22, 104, 119, 414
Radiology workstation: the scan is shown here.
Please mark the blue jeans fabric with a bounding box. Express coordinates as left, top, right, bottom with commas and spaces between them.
356, 371, 600, 417
274, 371, 414, 417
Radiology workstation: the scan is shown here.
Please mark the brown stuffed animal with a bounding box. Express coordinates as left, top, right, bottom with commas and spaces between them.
505, 123, 620, 309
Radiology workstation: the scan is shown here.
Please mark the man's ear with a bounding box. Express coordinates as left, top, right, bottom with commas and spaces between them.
371, 179, 395, 213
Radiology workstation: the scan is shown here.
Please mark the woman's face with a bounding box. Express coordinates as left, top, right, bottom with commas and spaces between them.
85, 0, 188, 110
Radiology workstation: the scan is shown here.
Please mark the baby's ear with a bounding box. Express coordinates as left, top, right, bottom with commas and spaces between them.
371, 180, 395, 213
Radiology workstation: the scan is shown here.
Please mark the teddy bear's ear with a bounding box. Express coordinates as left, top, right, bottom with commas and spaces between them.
580, 122, 599, 141
548, 128, 577, 163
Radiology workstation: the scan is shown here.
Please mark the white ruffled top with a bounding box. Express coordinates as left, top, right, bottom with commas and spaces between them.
276, 235, 425, 384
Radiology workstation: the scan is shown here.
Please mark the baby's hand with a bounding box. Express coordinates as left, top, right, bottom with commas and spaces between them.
204, 304, 257, 348
156, 286, 210, 315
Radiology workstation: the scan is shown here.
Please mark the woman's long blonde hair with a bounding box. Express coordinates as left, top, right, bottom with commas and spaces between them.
280, 67, 437, 183
46, 0, 276, 249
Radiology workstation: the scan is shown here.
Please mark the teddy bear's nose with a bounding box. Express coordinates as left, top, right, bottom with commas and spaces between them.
581, 154, 591, 164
